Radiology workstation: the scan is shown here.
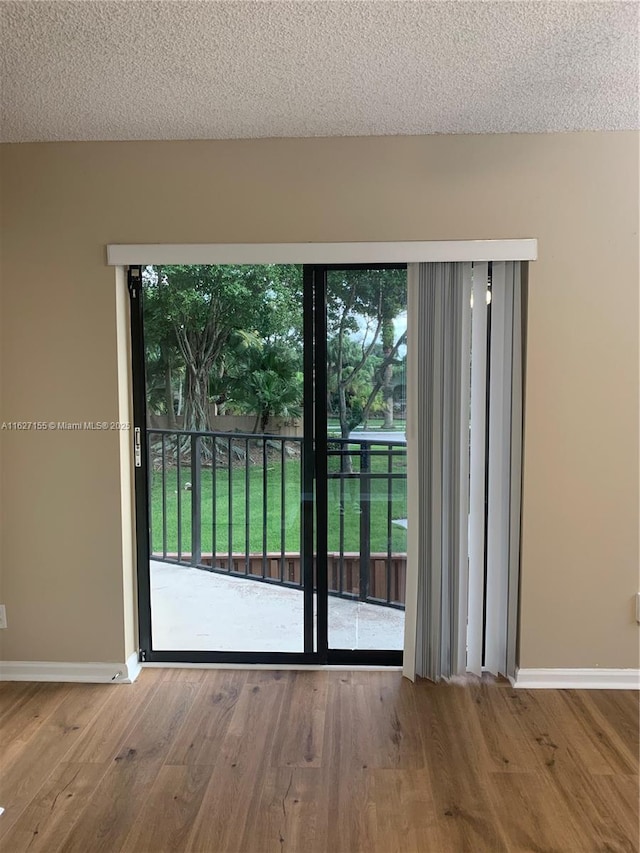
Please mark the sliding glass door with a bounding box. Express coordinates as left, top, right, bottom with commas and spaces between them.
130, 262, 406, 664
309, 265, 406, 664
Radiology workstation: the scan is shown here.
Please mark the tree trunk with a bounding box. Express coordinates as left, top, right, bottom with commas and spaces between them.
176, 376, 183, 416
338, 384, 353, 475
183, 363, 213, 432
164, 359, 176, 430
361, 331, 406, 429
253, 410, 270, 434
381, 361, 394, 429
338, 384, 349, 441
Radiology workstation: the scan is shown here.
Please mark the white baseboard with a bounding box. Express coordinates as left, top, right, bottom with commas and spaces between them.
4, 659, 635, 689
0, 651, 142, 684
512, 667, 640, 690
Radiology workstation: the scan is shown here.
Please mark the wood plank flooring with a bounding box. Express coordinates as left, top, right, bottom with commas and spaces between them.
0, 669, 637, 852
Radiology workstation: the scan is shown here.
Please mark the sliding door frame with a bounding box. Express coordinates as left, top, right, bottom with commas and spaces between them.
130, 267, 320, 664
308, 263, 406, 666
130, 262, 408, 665
128, 266, 153, 661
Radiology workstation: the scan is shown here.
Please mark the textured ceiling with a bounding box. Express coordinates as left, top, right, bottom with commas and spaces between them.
1, 1, 638, 143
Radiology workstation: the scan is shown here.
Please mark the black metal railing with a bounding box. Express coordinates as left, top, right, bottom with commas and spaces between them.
147, 428, 407, 608
326, 439, 407, 608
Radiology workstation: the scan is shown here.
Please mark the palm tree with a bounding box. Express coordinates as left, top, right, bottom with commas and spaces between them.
229, 342, 303, 433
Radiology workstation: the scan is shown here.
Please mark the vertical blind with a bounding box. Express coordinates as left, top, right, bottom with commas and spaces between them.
404, 260, 524, 681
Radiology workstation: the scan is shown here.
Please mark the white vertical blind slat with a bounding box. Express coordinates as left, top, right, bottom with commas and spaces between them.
455, 263, 473, 675
485, 262, 513, 675
467, 262, 489, 676
506, 263, 524, 679
427, 267, 443, 678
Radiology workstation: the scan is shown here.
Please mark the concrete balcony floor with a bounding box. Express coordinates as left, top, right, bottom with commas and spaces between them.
150, 560, 404, 652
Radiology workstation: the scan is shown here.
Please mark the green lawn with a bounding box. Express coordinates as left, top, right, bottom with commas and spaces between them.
327, 416, 406, 435
150, 451, 407, 557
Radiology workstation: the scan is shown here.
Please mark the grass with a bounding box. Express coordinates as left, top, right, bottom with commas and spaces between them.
150, 449, 407, 557
327, 417, 406, 435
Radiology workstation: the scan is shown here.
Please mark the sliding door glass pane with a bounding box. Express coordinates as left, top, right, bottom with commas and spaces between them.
143, 263, 307, 652
325, 268, 407, 650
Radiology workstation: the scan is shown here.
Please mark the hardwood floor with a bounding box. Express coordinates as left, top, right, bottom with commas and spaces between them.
0, 669, 637, 852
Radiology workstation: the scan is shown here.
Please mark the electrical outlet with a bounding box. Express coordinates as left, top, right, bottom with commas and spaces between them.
0, 605, 6, 630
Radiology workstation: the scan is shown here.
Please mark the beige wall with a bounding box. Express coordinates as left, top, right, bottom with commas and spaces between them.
0, 132, 638, 668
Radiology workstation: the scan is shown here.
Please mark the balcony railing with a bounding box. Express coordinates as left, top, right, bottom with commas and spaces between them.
147, 428, 407, 609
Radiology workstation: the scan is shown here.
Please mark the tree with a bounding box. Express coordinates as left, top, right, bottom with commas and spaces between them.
327, 336, 377, 428
326, 269, 406, 441
143, 266, 183, 428
143, 264, 302, 431
360, 330, 407, 429
229, 341, 303, 433
141, 264, 405, 439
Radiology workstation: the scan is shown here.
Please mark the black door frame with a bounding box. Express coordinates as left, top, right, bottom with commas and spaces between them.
128, 266, 153, 661
130, 263, 404, 666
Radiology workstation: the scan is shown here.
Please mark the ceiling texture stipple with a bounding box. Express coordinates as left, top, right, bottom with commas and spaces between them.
0, 0, 638, 143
